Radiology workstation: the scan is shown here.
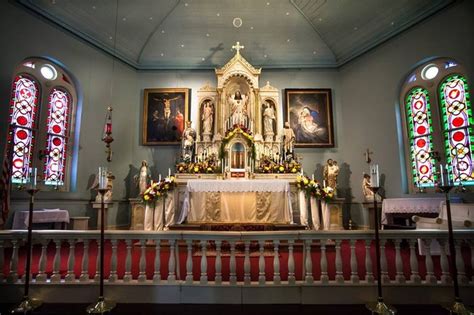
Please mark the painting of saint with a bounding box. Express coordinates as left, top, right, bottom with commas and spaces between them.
142, 88, 190, 145
284, 89, 334, 147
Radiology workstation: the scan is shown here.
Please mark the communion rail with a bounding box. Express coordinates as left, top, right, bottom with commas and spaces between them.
0, 230, 473, 304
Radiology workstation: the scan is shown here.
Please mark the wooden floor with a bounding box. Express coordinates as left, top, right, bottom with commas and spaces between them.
0, 303, 457, 315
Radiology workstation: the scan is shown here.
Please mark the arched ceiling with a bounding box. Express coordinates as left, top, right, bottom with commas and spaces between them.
18, 0, 453, 69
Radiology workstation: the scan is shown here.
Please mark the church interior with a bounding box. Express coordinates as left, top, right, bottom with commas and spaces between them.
0, 0, 473, 314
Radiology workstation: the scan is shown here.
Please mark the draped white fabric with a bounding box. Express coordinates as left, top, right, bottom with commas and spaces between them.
13, 210, 70, 229
179, 179, 293, 224
144, 195, 175, 231
381, 197, 444, 224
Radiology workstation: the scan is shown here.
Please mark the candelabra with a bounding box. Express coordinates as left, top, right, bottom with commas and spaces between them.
10, 169, 42, 313
87, 168, 115, 314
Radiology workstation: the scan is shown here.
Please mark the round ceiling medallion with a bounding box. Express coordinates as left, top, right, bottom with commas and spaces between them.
233, 17, 242, 28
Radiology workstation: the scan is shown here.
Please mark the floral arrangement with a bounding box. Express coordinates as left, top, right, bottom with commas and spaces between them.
176, 154, 220, 174
257, 155, 301, 174
219, 126, 256, 159
141, 176, 176, 203
295, 174, 334, 201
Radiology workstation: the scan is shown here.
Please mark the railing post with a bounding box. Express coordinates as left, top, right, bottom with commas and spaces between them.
80, 239, 90, 282
350, 239, 359, 284
138, 239, 147, 282
229, 241, 237, 285
424, 239, 436, 284
258, 240, 266, 285
7, 239, 19, 283
51, 239, 62, 283
305, 239, 313, 284
109, 239, 118, 282
36, 240, 48, 283
335, 239, 344, 284
455, 240, 468, 285
244, 240, 251, 285
123, 239, 132, 282
185, 239, 193, 284
167, 239, 176, 283
288, 240, 295, 285
273, 240, 281, 284
380, 239, 390, 284
394, 238, 405, 284
438, 239, 452, 284
215, 240, 222, 285
409, 239, 421, 284
365, 239, 374, 283
320, 239, 329, 284
65, 238, 76, 282
200, 240, 208, 284
153, 240, 161, 283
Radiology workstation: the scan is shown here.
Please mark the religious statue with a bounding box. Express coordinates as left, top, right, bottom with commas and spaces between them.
134, 160, 151, 196
282, 122, 296, 156
362, 173, 381, 202
228, 90, 248, 126
182, 121, 196, 162
323, 159, 339, 193
263, 101, 275, 141
201, 100, 214, 136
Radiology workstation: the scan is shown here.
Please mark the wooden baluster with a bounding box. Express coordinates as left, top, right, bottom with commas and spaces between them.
200, 240, 208, 284
229, 241, 237, 285
380, 239, 390, 283
335, 239, 344, 283
94, 241, 100, 282
80, 240, 90, 282
0, 240, 4, 282
123, 239, 132, 282
409, 239, 421, 283
394, 239, 405, 284
424, 239, 436, 284
109, 239, 118, 282
365, 239, 374, 283
455, 240, 468, 284
51, 239, 62, 283
350, 239, 359, 284
288, 240, 295, 285
244, 241, 251, 285
185, 239, 193, 284
167, 239, 176, 283
273, 240, 281, 284
7, 239, 19, 283
320, 240, 329, 284
305, 240, 313, 284
215, 240, 222, 285
65, 239, 76, 282
36, 240, 48, 283
153, 240, 161, 283
258, 240, 266, 285
438, 239, 452, 284
138, 240, 147, 282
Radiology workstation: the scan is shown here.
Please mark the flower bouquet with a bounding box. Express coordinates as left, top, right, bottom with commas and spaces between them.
141, 176, 176, 203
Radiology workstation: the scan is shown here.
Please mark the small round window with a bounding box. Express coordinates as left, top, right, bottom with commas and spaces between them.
40, 64, 57, 80
421, 64, 439, 80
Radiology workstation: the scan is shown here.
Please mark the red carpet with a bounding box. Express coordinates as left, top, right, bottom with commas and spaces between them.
2, 239, 472, 281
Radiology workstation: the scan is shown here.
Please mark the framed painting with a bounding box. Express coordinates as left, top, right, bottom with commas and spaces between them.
142, 88, 190, 145
284, 88, 334, 147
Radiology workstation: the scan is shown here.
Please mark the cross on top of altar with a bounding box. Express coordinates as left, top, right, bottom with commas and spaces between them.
232, 41, 244, 54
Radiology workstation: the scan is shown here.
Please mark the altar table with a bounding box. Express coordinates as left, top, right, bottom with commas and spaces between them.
381, 197, 444, 226
12, 209, 70, 229
178, 179, 293, 224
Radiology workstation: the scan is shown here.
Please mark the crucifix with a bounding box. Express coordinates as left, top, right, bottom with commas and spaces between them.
364, 148, 373, 164
232, 41, 244, 54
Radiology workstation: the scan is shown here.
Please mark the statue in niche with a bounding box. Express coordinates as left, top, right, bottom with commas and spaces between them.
263, 100, 276, 141
201, 100, 214, 137
282, 122, 296, 156
228, 90, 248, 126
182, 121, 196, 162
323, 159, 339, 193
362, 173, 381, 202
134, 160, 151, 196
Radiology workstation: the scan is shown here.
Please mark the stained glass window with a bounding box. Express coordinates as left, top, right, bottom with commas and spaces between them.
8, 75, 40, 184
439, 75, 474, 185
44, 88, 72, 186
405, 87, 436, 187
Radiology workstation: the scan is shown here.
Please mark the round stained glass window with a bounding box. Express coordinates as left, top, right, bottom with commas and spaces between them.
421, 64, 439, 80
40, 64, 57, 80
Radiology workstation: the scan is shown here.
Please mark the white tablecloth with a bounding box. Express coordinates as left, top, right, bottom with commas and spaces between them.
179, 179, 293, 224
381, 197, 444, 224
12, 209, 70, 229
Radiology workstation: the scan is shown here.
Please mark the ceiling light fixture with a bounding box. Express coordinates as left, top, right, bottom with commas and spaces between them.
206, 33, 210, 37
233, 17, 243, 28
216, 13, 220, 17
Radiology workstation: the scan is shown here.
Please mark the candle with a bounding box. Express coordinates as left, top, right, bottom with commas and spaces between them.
312, 174, 315, 181
98, 167, 107, 189
29, 167, 37, 189
159, 174, 162, 182
323, 179, 326, 188
376, 164, 379, 187
440, 164, 445, 186
301, 167, 304, 175
168, 168, 171, 177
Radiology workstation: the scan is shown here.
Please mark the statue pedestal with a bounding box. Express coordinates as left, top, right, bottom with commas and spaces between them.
129, 198, 145, 230
91, 201, 116, 229
361, 202, 382, 230
323, 198, 345, 230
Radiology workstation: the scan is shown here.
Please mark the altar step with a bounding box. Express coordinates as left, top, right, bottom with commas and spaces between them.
168, 223, 306, 231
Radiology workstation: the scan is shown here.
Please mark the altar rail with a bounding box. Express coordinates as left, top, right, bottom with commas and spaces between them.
0, 230, 473, 304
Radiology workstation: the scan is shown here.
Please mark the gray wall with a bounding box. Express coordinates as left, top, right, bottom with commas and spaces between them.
1, 0, 473, 228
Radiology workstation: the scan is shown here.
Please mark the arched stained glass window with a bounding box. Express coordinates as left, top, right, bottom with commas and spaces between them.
8, 75, 40, 184
44, 88, 72, 186
405, 87, 436, 187
439, 75, 474, 185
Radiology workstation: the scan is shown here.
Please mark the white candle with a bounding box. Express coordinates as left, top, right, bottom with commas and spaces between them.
312, 174, 315, 181
159, 174, 162, 182
98, 167, 107, 189
376, 164, 379, 187
168, 168, 171, 177
301, 167, 304, 175
30, 167, 37, 189
440, 164, 445, 186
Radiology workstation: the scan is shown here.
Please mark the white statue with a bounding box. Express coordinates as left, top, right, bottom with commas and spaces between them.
182, 121, 196, 161
263, 101, 275, 140
282, 122, 296, 154
228, 90, 248, 126
362, 173, 381, 202
323, 159, 339, 193
201, 100, 214, 135
134, 160, 151, 195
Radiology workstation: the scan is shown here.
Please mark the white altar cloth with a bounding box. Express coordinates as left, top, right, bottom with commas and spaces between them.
12, 209, 70, 229
381, 197, 444, 225
179, 179, 293, 224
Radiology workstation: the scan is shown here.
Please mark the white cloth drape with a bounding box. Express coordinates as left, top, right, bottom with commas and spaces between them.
144, 195, 175, 231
